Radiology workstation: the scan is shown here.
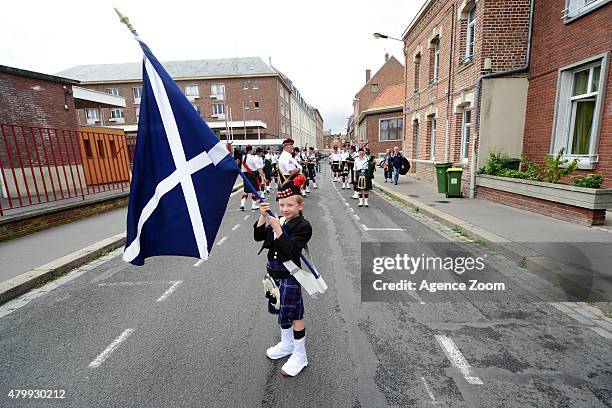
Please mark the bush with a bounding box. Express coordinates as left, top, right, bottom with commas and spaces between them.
519, 154, 542, 181
542, 148, 577, 183
480, 149, 510, 175
572, 173, 604, 189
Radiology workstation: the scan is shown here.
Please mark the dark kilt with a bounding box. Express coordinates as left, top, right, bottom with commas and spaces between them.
268, 275, 304, 325
271, 163, 279, 178
263, 160, 272, 180
243, 172, 260, 193
355, 169, 372, 190
331, 161, 340, 173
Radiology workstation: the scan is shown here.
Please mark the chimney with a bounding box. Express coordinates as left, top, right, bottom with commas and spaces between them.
385, 53, 389, 62
365, 69, 371, 83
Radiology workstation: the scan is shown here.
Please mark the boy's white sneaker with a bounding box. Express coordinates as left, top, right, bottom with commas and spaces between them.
266, 328, 294, 360
280, 337, 308, 377
240, 198, 246, 210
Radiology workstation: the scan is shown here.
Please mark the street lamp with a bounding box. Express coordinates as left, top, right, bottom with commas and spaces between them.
373, 32, 403, 42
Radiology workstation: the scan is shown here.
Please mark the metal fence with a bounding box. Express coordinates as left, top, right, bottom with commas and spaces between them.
0, 124, 132, 216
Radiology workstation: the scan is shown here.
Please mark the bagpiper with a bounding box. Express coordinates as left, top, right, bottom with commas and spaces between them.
354, 147, 374, 207
306, 147, 318, 189
254, 174, 312, 377
263, 147, 274, 193
346, 145, 359, 198
277, 139, 301, 188
240, 145, 265, 210
339, 145, 350, 189
329, 145, 342, 182
270, 149, 280, 188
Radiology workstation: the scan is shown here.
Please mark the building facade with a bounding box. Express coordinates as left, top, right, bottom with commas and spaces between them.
57, 57, 303, 141
290, 86, 317, 148
522, 0, 611, 187
402, 0, 531, 193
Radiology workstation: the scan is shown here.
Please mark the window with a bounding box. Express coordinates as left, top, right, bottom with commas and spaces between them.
106, 88, 119, 96
414, 54, 421, 93
432, 41, 440, 82
132, 87, 142, 101
97, 140, 105, 159
212, 103, 225, 115
430, 118, 437, 159
281, 121, 286, 134
211, 83, 225, 96
552, 56, 606, 166
135, 107, 140, 123
185, 85, 199, 97
564, 0, 610, 20
110, 108, 124, 119
413, 121, 420, 159
85, 108, 100, 121
371, 84, 380, 92
461, 109, 471, 161
243, 101, 250, 110
254, 101, 260, 109
252, 81, 258, 89
380, 118, 403, 141
243, 81, 249, 90
280, 102, 284, 115
465, 6, 477, 61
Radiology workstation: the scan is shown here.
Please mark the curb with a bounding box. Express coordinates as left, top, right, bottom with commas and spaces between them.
0, 182, 244, 306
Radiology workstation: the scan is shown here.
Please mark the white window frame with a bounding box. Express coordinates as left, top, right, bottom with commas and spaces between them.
252, 81, 258, 89
433, 41, 440, 82
243, 81, 249, 90
563, 0, 611, 22
551, 53, 608, 169
465, 6, 476, 61
254, 101, 260, 110
110, 108, 124, 119
243, 101, 250, 110
132, 87, 142, 103
85, 108, 100, 122
210, 83, 225, 98
461, 109, 471, 162
379, 117, 403, 141
184, 84, 199, 98
371, 84, 380, 92
212, 103, 225, 116
431, 117, 437, 160
135, 107, 140, 123
106, 88, 119, 96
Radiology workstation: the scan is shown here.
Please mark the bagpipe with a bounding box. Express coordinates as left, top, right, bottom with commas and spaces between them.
240, 172, 328, 298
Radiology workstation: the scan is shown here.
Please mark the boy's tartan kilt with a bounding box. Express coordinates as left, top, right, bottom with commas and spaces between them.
268, 275, 304, 325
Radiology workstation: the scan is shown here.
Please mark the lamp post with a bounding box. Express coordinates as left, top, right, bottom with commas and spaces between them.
373, 32, 404, 42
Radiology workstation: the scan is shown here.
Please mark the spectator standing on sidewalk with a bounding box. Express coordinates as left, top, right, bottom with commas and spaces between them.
388, 146, 403, 185
382, 148, 392, 182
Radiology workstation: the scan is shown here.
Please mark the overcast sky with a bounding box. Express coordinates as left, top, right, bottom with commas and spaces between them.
1, 0, 423, 133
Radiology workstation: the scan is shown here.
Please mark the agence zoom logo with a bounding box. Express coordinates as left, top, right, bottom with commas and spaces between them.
372, 254, 487, 275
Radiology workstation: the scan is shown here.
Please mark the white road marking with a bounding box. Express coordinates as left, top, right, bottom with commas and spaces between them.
354, 214, 360, 220
98, 281, 165, 287
420, 377, 438, 404
345, 202, 350, 206
434, 335, 483, 385
361, 224, 404, 231
156, 281, 182, 302
88, 328, 135, 368
243, 215, 250, 220
193, 259, 204, 267
232, 224, 240, 231
216, 236, 228, 246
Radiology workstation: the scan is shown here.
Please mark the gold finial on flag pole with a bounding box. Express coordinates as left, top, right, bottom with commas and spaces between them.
114, 8, 138, 35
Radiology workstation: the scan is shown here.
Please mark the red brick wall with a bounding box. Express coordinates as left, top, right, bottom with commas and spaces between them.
0, 72, 77, 130
79, 75, 289, 139
355, 57, 405, 113
523, 0, 612, 187
477, 186, 606, 226
361, 110, 404, 157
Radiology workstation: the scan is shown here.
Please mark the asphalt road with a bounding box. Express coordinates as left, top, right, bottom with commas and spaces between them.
1, 170, 611, 407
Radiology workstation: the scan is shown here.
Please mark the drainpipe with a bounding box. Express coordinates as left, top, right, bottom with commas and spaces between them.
468, 0, 535, 198
445, 3, 455, 163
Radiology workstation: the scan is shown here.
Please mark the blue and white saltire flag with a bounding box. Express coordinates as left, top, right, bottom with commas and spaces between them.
123, 38, 239, 266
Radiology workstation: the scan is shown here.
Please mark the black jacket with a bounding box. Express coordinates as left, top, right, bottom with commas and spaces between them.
253, 215, 312, 267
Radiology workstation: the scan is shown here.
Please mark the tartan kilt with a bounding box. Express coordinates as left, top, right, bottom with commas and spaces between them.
268, 275, 304, 325
356, 170, 372, 190
243, 172, 260, 193
331, 161, 340, 172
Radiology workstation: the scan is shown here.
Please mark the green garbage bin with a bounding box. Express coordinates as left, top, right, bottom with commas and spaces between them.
446, 167, 463, 198
435, 162, 453, 193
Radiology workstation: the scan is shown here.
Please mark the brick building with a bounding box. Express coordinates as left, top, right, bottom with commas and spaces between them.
348, 54, 405, 152
522, 0, 611, 187
402, 0, 531, 194
356, 84, 404, 159
57, 57, 321, 142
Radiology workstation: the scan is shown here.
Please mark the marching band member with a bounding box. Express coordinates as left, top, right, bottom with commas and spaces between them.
264, 148, 274, 194
271, 150, 280, 188
346, 145, 358, 198
278, 139, 301, 188
256, 147, 267, 200
329, 145, 342, 182
307, 147, 318, 189
339, 145, 350, 189
254, 175, 312, 377
295, 147, 308, 196
240, 145, 265, 210
354, 147, 373, 207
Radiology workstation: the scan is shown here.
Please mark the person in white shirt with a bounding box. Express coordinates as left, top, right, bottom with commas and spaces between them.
339, 145, 350, 189
306, 147, 318, 189
278, 139, 301, 187
255, 147, 267, 199
264, 148, 274, 193
240, 145, 265, 210
354, 148, 373, 207
328, 145, 342, 182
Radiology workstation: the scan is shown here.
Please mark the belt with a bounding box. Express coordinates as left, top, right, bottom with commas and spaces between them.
267, 260, 291, 279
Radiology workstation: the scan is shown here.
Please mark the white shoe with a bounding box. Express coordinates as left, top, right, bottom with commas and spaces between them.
306, 187, 310, 193
313, 183, 318, 189
352, 192, 359, 199
358, 197, 363, 207
240, 198, 246, 210
251, 202, 259, 210
266, 328, 294, 360
333, 177, 338, 182
280, 337, 308, 377
364, 198, 369, 207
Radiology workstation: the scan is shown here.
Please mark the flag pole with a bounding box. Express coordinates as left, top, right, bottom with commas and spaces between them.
114, 8, 139, 36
